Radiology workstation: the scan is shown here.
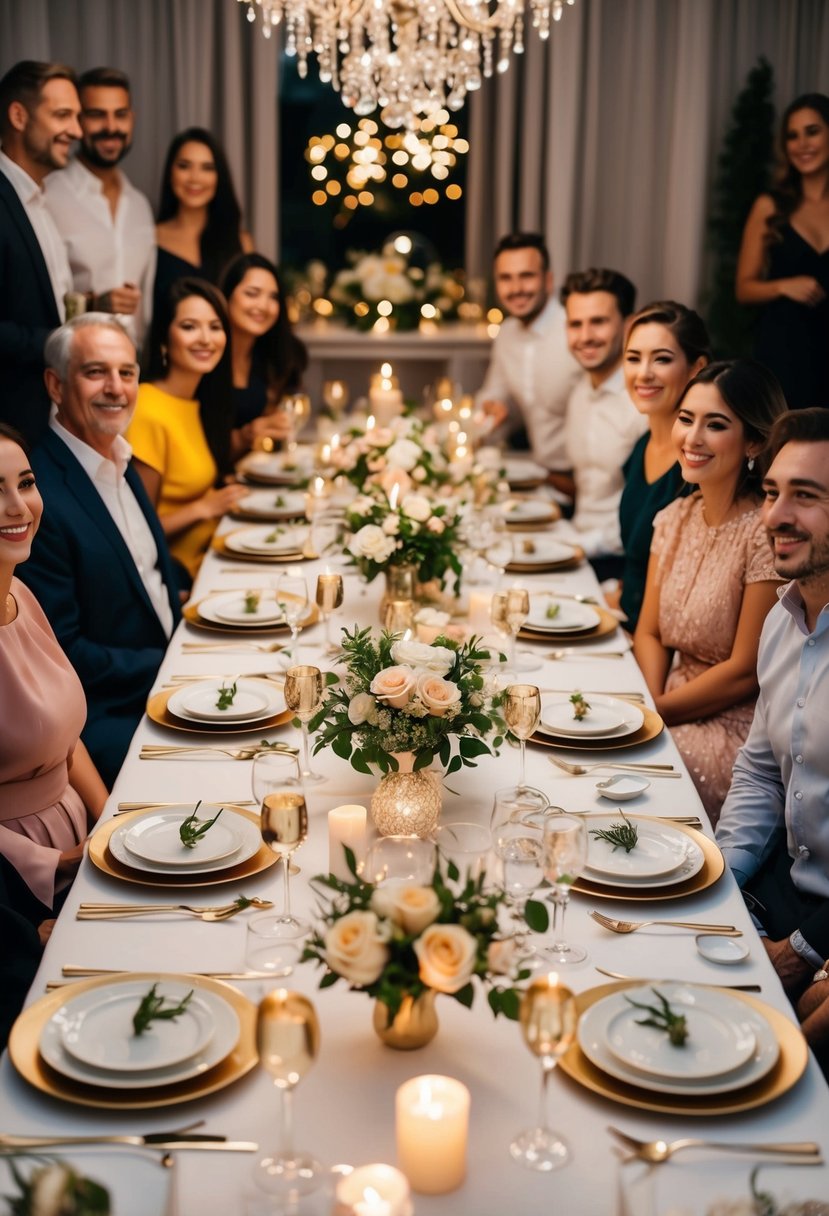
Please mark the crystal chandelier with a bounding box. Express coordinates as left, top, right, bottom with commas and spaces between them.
239, 0, 576, 127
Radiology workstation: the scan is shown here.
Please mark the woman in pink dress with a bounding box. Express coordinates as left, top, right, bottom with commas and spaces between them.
0, 424, 107, 933
633, 361, 787, 823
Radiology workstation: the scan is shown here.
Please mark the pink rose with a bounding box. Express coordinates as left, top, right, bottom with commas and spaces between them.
370, 664, 417, 708
414, 923, 477, 993
417, 673, 462, 717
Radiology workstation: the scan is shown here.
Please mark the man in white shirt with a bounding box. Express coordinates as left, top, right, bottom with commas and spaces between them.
476, 233, 580, 474
44, 67, 156, 348
18, 316, 180, 786
0, 60, 80, 443
557, 267, 647, 580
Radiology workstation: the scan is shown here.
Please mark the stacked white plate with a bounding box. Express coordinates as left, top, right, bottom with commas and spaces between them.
197, 592, 285, 627
538, 693, 644, 744
583, 814, 705, 890
525, 597, 601, 633
238, 449, 314, 486
166, 678, 285, 727
578, 983, 780, 1096
224, 524, 308, 557
509, 536, 582, 567
109, 805, 262, 877
503, 458, 548, 487
40, 977, 240, 1090
234, 489, 307, 520
499, 498, 557, 526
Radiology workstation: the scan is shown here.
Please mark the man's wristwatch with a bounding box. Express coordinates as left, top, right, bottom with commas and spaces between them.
812, 959, 829, 983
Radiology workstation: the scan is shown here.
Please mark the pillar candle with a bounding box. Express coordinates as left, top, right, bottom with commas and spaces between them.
395, 1074, 470, 1194
468, 590, 492, 633
328, 805, 367, 881
335, 1163, 412, 1216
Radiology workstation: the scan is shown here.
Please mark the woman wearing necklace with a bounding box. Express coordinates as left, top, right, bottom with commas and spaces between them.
0, 423, 107, 934
633, 360, 786, 823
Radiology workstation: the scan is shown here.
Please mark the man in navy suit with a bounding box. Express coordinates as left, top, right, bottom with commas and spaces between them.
18, 315, 180, 786
0, 60, 81, 444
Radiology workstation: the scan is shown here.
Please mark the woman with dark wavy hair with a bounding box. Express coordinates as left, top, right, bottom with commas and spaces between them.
736, 93, 829, 409
633, 359, 786, 823
153, 127, 253, 323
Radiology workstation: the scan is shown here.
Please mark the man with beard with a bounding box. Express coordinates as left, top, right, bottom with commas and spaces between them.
0, 61, 80, 443
18, 315, 179, 785
45, 67, 155, 346
476, 232, 579, 476
717, 409, 829, 1057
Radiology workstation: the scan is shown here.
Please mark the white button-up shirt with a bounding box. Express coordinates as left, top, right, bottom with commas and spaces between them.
49, 413, 174, 638
476, 295, 580, 472
44, 157, 156, 345
0, 150, 72, 320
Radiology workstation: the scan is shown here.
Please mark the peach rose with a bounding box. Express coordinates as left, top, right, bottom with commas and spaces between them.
414, 923, 477, 994
417, 673, 462, 717
370, 664, 417, 708
371, 883, 441, 935
323, 910, 389, 986
487, 938, 518, 976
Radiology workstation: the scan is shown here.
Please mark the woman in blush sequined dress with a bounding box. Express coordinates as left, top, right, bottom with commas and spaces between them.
633, 360, 787, 822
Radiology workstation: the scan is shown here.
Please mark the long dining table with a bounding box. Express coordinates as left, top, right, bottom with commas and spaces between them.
3, 485, 829, 1216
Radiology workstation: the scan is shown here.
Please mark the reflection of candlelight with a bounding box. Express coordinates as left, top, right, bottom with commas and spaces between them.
335, 1163, 411, 1216
388, 482, 400, 510
396, 1074, 470, 1194
331, 432, 340, 451
380, 361, 393, 379
366, 414, 376, 431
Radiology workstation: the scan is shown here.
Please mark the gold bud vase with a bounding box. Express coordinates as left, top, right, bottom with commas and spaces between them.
373, 989, 439, 1050
371, 754, 442, 838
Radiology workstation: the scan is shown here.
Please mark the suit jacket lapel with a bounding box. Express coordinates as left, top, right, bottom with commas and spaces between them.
0, 173, 60, 324
125, 461, 181, 621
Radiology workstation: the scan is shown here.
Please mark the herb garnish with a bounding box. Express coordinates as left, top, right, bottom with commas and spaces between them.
265, 526, 285, 543
521, 539, 536, 555
590, 809, 639, 853
545, 601, 561, 620
132, 983, 193, 1036
243, 590, 261, 614
570, 691, 591, 721
625, 988, 689, 1047
274, 494, 286, 508
179, 800, 224, 849
215, 680, 237, 710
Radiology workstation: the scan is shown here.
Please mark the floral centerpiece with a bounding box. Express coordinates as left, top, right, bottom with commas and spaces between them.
332, 415, 452, 496
344, 483, 464, 593
5, 1158, 110, 1215
328, 245, 464, 331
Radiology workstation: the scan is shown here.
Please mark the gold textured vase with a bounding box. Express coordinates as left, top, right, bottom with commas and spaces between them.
371, 753, 442, 837
379, 563, 418, 623
373, 989, 439, 1050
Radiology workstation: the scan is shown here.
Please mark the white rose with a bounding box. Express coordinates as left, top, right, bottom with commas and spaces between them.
385, 439, 422, 472
400, 494, 432, 523
382, 513, 400, 535
391, 639, 456, 676
370, 664, 417, 708
370, 427, 394, 447
371, 882, 441, 934
411, 465, 428, 482
414, 923, 477, 994
323, 910, 389, 986
347, 691, 375, 725
487, 938, 518, 976
347, 524, 397, 563
426, 517, 445, 534
30, 1165, 75, 1216
417, 672, 462, 717
349, 495, 376, 517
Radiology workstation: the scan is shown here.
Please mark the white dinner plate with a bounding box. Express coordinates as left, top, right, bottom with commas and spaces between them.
604, 998, 756, 1080
123, 808, 245, 866
539, 694, 645, 741
585, 818, 689, 879
203, 591, 285, 625
509, 535, 582, 566
500, 498, 557, 525
59, 986, 215, 1071
238, 450, 313, 485
225, 524, 308, 557
503, 458, 548, 486
40, 979, 240, 1089
235, 489, 307, 519
578, 984, 778, 1096
526, 597, 601, 633
109, 806, 262, 876
167, 678, 285, 725
581, 824, 705, 890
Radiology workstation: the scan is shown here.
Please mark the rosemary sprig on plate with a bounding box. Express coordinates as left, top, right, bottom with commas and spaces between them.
570, 691, 591, 721
265, 526, 285, 543
624, 987, 689, 1047
243, 591, 261, 614
215, 680, 237, 710
179, 801, 224, 849
545, 601, 561, 620
132, 982, 193, 1036
590, 809, 638, 853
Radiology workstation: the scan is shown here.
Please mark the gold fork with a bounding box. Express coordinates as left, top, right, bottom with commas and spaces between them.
590, 910, 740, 936
548, 756, 678, 776
76, 898, 273, 922
547, 650, 626, 660
140, 744, 274, 761
607, 1126, 821, 1165
181, 640, 286, 653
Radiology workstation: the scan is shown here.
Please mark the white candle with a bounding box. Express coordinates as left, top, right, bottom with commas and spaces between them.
328, 805, 367, 881
396, 1074, 470, 1194
335, 1163, 412, 1216
468, 590, 492, 633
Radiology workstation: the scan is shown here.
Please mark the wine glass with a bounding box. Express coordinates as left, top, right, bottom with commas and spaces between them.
280, 393, 311, 451
510, 975, 577, 1171
284, 664, 326, 784
490, 586, 528, 678
542, 815, 588, 964
322, 379, 349, 420
277, 573, 309, 664
315, 572, 343, 653
251, 750, 308, 931
485, 513, 514, 580
253, 989, 323, 1198
363, 835, 437, 887
503, 684, 547, 812
490, 810, 543, 953
431, 821, 492, 888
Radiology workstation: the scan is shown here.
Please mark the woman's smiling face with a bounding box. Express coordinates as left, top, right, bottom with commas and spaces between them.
0, 437, 43, 568
167, 295, 227, 376
672, 382, 753, 492
228, 268, 280, 338
624, 322, 697, 418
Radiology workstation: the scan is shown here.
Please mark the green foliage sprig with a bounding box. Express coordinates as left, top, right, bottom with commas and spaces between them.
179, 801, 224, 848
625, 988, 689, 1047
132, 983, 193, 1036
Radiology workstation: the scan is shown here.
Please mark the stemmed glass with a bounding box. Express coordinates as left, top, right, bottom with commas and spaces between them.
253, 989, 323, 1198
315, 572, 343, 653
484, 512, 514, 580
284, 664, 326, 784
280, 393, 311, 451
542, 815, 588, 964
277, 574, 309, 663
491, 587, 529, 678
510, 975, 577, 1171
251, 750, 308, 931
490, 815, 543, 953
503, 684, 547, 813
322, 379, 349, 420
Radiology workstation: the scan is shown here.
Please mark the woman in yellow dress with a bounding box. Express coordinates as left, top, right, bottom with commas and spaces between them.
129, 277, 246, 581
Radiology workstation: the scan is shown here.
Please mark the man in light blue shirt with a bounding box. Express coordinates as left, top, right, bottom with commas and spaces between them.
717, 409, 829, 1013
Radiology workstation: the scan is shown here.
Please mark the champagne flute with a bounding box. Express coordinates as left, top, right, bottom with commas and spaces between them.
322, 379, 349, 420
284, 664, 326, 784
510, 975, 577, 1171
252, 750, 308, 930
542, 816, 588, 964
491, 587, 528, 678
253, 989, 323, 1197
315, 572, 343, 652
277, 573, 309, 664
503, 684, 547, 812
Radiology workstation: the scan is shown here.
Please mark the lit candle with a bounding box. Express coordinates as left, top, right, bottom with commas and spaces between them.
369, 363, 404, 423
366, 413, 376, 431
335, 1164, 412, 1216
396, 1074, 470, 1194
468, 590, 492, 633
328, 805, 367, 881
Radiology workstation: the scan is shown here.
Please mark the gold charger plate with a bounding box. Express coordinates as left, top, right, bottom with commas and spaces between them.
518, 606, 618, 643
8, 971, 257, 1110
147, 687, 293, 736
88, 805, 279, 889
571, 819, 724, 901
212, 530, 309, 563
507, 546, 586, 574
560, 981, 808, 1116
530, 705, 663, 752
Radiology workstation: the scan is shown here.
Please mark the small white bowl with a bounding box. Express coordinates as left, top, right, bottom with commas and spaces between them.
695, 934, 750, 965
595, 774, 650, 801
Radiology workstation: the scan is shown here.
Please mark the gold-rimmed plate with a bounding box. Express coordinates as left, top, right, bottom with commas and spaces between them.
88, 805, 279, 889
146, 688, 292, 735
571, 822, 724, 901
230, 489, 307, 523
183, 592, 319, 635
559, 981, 807, 1116
518, 607, 618, 643
211, 532, 309, 563
529, 705, 664, 752
8, 971, 257, 1110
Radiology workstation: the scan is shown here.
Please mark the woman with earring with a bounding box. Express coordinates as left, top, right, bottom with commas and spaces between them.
128, 278, 247, 582
633, 360, 787, 823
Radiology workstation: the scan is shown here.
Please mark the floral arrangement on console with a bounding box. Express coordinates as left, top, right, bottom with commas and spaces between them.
328, 246, 463, 331
344, 483, 464, 591
309, 628, 504, 776
302, 853, 542, 1024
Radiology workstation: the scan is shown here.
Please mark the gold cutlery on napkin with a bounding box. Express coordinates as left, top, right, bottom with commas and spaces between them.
594, 967, 761, 992
607, 1126, 821, 1165
590, 911, 740, 936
